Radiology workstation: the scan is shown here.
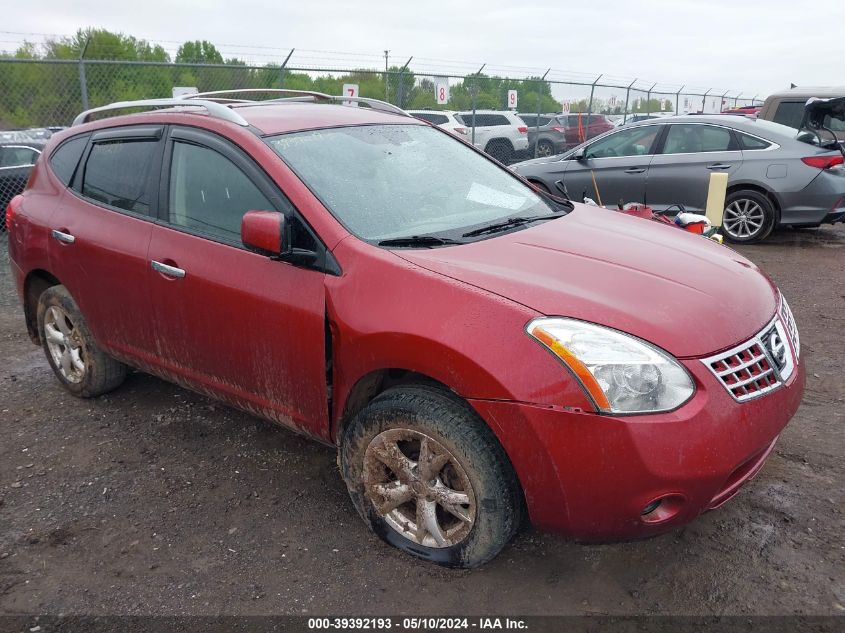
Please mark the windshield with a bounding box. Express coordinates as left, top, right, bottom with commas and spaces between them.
265, 124, 557, 242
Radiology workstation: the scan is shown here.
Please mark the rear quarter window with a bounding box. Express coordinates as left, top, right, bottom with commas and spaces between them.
49, 135, 89, 186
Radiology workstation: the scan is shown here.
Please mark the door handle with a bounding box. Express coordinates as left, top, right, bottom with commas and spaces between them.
707, 163, 732, 170
51, 229, 75, 244
151, 260, 186, 279
624, 167, 646, 174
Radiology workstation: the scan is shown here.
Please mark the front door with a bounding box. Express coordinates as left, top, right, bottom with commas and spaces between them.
645, 123, 744, 213
562, 125, 662, 207
146, 127, 329, 437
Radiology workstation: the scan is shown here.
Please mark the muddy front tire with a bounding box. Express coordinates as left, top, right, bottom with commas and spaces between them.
340, 384, 523, 568
37, 285, 126, 398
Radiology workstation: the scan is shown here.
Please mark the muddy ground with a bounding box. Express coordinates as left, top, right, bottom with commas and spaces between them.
0, 227, 843, 618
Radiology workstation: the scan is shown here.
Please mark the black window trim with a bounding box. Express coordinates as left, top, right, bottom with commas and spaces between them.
160, 125, 338, 275
71, 125, 165, 221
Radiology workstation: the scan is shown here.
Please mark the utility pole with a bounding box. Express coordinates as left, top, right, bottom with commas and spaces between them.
384, 50, 389, 102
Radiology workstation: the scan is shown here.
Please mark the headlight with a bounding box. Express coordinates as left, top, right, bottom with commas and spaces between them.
526, 317, 695, 414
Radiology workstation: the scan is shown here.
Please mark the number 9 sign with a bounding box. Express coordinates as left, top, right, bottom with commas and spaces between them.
435, 79, 449, 105
507, 90, 518, 109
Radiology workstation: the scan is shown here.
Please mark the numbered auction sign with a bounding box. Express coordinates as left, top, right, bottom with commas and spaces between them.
435, 80, 449, 105
342, 83, 359, 106
561, 100, 571, 114
507, 90, 518, 109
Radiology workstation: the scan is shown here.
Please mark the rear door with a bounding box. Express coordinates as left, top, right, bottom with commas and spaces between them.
48, 126, 163, 362
562, 124, 662, 206
645, 123, 744, 212
146, 126, 330, 437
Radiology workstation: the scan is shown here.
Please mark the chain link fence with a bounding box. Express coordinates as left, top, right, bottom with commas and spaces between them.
0, 57, 764, 169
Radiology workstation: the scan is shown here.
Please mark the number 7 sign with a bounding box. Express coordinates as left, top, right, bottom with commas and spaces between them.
507, 90, 518, 109
342, 83, 359, 107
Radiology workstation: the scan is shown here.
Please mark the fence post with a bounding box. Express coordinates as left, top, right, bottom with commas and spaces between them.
645, 82, 656, 116
733, 92, 742, 108
623, 78, 637, 124
701, 88, 712, 113
533, 69, 551, 158
279, 48, 294, 89
397, 57, 412, 108
752, 93, 759, 106
78, 36, 91, 111
470, 64, 485, 146
675, 85, 684, 115
720, 90, 730, 113
586, 74, 602, 136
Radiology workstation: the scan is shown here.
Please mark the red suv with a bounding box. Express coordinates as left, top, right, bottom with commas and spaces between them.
6, 91, 804, 568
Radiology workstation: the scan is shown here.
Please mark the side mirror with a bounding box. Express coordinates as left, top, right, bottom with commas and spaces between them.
241, 210, 290, 257
573, 148, 587, 161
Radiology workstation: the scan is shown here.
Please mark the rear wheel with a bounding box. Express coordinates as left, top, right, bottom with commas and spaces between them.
536, 140, 554, 158
37, 285, 126, 397
485, 139, 514, 165
722, 190, 776, 243
340, 384, 523, 568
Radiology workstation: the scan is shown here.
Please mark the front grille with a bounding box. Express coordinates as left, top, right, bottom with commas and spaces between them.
779, 296, 800, 359
703, 315, 796, 403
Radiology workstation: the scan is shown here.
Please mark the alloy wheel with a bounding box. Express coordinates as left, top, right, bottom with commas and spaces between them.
537, 142, 553, 157
724, 198, 766, 239
363, 428, 476, 548
43, 305, 86, 383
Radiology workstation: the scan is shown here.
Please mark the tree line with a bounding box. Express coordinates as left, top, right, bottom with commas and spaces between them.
1, 28, 670, 129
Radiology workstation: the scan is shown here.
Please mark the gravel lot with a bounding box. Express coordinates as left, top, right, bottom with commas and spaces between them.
0, 227, 843, 617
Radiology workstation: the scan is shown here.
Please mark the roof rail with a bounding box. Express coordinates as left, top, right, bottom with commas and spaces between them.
72, 98, 249, 127
182, 89, 411, 117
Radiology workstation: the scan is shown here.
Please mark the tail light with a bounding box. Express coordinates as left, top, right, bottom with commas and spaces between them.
517, 126, 528, 134
453, 127, 468, 135
801, 155, 844, 169
552, 126, 567, 133
5, 194, 22, 231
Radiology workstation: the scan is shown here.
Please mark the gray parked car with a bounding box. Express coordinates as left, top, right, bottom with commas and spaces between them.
511, 114, 845, 243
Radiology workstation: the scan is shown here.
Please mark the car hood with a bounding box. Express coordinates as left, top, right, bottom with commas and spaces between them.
396, 205, 778, 358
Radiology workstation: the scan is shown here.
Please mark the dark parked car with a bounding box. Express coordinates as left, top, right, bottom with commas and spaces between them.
512, 114, 845, 243
518, 113, 568, 157
7, 91, 804, 567
1, 141, 45, 231
759, 87, 845, 145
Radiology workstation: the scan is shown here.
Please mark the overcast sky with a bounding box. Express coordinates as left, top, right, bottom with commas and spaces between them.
9, 0, 843, 99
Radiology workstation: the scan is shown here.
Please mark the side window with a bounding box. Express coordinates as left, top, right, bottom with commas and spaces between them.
49, 135, 88, 185
81, 139, 157, 213
520, 115, 536, 127
0, 147, 39, 167
737, 133, 772, 150
489, 115, 510, 126
661, 125, 734, 154
772, 101, 805, 129
168, 141, 274, 244
585, 126, 660, 158
537, 115, 552, 126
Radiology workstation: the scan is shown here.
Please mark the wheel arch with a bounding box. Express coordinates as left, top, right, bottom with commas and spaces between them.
23, 269, 62, 344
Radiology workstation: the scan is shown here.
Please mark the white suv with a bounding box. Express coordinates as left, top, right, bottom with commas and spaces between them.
456, 110, 529, 163
406, 110, 470, 141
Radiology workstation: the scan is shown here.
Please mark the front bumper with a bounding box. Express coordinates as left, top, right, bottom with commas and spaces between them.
470, 354, 805, 541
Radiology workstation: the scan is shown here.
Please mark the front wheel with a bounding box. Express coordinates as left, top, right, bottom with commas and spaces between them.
722, 190, 776, 243
339, 385, 523, 568
485, 139, 514, 165
536, 140, 554, 158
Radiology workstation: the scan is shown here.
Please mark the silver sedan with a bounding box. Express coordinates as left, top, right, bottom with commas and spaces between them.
511, 115, 845, 243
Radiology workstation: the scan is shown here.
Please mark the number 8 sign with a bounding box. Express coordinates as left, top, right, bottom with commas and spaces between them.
435, 79, 449, 105
507, 90, 518, 109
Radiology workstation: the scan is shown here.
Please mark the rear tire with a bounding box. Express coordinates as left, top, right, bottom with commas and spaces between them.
485, 139, 514, 165
722, 190, 776, 244
536, 140, 554, 158
37, 285, 126, 398
339, 384, 523, 568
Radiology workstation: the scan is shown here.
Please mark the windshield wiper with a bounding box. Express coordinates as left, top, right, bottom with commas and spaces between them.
378, 235, 464, 248
462, 214, 561, 238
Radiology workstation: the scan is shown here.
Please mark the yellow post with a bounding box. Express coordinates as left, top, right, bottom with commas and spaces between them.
705, 172, 728, 227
